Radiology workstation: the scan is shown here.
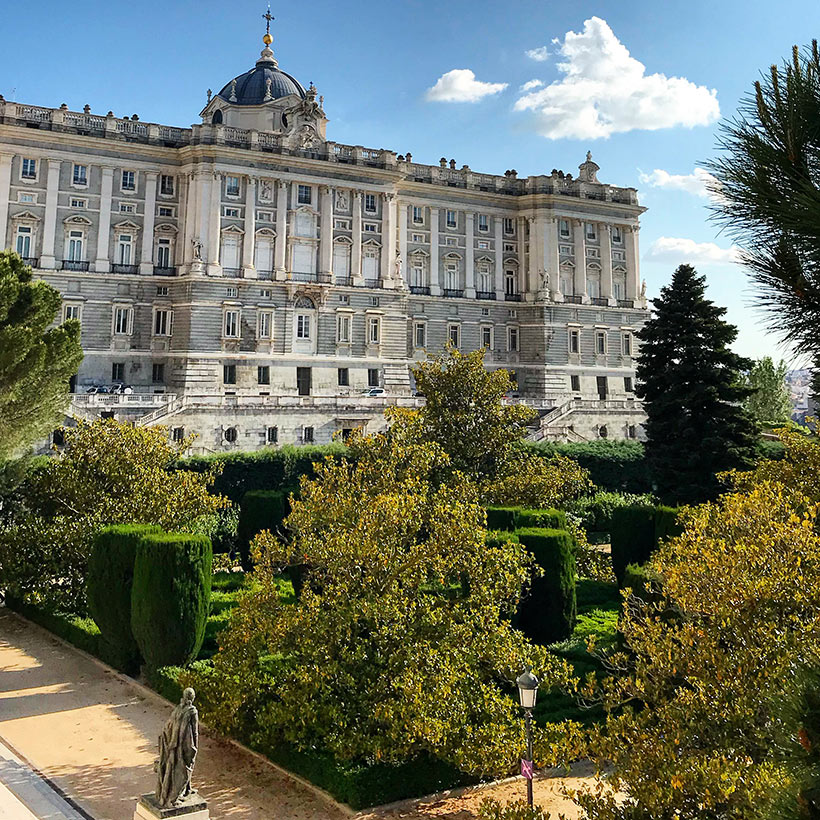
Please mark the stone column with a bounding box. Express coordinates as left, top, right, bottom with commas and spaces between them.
319, 185, 333, 280
573, 219, 587, 302
207, 173, 221, 276
140, 171, 158, 274
40, 160, 63, 269
464, 212, 476, 298
93, 164, 113, 273
546, 216, 560, 300
398, 201, 408, 288
529, 214, 547, 300
274, 181, 288, 279
0, 153, 13, 252
190, 171, 211, 272
600, 223, 614, 303
517, 217, 527, 296
351, 190, 363, 285
625, 224, 641, 302
178, 173, 191, 266
526, 217, 537, 300
494, 215, 504, 297
243, 177, 257, 278
381, 192, 396, 286
429, 207, 440, 296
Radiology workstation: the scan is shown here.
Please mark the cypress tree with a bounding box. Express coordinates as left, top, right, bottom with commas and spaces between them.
635, 264, 757, 504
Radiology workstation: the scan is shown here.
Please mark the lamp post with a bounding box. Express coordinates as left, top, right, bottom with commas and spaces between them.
516, 667, 539, 807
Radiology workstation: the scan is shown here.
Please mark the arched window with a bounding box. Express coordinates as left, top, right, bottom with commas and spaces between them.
294, 295, 316, 310
212, 109, 223, 125
224, 427, 237, 443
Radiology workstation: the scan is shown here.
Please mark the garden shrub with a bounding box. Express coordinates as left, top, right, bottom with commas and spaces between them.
87, 524, 160, 674
610, 505, 656, 586
237, 490, 290, 570
486, 506, 520, 531
5, 599, 101, 658
486, 530, 519, 548
131, 532, 212, 669
486, 506, 565, 532
654, 505, 683, 545
622, 562, 663, 606
516, 527, 577, 644
565, 491, 655, 536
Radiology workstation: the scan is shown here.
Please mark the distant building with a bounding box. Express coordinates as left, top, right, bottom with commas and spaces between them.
0, 20, 647, 453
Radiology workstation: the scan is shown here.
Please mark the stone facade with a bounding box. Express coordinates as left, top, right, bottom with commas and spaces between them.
0, 28, 647, 454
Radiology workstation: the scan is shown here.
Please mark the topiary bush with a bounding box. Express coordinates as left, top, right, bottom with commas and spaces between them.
131, 532, 212, 669
237, 490, 290, 570
565, 491, 656, 536
516, 527, 577, 644
486, 506, 520, 531
87, 524, 160, 674
486, 506, 565, 532
654, 505, 683, 546
485, 530, 520, 549
610, 505, 656, 586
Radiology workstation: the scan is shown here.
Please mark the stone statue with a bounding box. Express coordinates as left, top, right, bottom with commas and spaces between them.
155, 688, 199, 808
394, 252, 402, 279
260, 179, 273, 202
192, 238, 203, 261
640, 279, 647, 299
335, 189, 349, 211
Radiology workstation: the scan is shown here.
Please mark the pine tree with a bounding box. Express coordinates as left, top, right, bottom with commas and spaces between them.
635, 264, 757, 504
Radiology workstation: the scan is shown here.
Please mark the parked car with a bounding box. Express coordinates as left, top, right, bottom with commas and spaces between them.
85, 385, 110, 394
360, 387, 386, 397
109, 383, 133, 394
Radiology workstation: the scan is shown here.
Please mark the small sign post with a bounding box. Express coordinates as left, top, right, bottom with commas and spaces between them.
521, 759, 533, 780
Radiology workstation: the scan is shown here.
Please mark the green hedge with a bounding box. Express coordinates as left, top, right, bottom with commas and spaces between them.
237, 490, 290, 570
485, 530, 520, 549
610, 505, 683, 586
516, 528, 577, 644
87, 524, 160, 675
565, 491, 655, 536
486, 507, 565, 532
5, 598, 102, 657
131, 532, 213, 669
178, 443, 346, 502
622, 562, 663, 606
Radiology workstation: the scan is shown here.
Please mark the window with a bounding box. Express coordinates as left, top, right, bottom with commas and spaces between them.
445, 261, 459, 290
258, 310, 273, 339
156, 286, 169, 297
112, 362, 125, 382
559, 219, 570, 238
63, 304, 81, 323
257, 365, 270, 385
445, 238, 458, 246
261, 289, 272, 298
597, 375, 608, 399
119, 203, 135, 213
226, 176, 240, 197
628, 424, 637, 439
504, 243, 516, 252
224, 310, 240, 338
368, 368, 380, 387
152, 363, 165, 383
338, 293, 349, 304
223, 207, 240, 218
508, 326, 519, 352
172, 427, 185, 443
221, 234, 241, 270
19, 193, 35, 203
612, 250, 626, 262
160, 175, 174, 196
296, 314, 311, 340
612, 226, 623, 244
21, 158, 36, 180
113, 306, 132, 335
368, 316, 380, 345
15, 227, 31, 257
505, 269, 517, 296
259, 211, 274, 223
586, 223, 597, 241
477, 262, 492, 293
622, 332, 633, 356
446, 210, 457, 228
333, 241, 351, 278
569, 329, 580, 354
571, 374, 581, 392
121, 170, 135, 191
117, 234, 133, 265
157, 206, 175, 217
153, 309, 173, 336
448, 323, 460, 348
503, 218, 515, 235
362, 246, 379, 278
338, 367, 349, 386
303, 426, 315, 443
223, 364, 236, 384
613, 275, 626, 301
337, 313, 351, 343
414, 321, 427, 348
156, 238, 172, 268
624, 376, 634, 393
411, 233, 425, 243
364, 193, 377, 213
224, 427, 238, 443
296, 367, 311, 396
363, 223, 378, 233
267, 426, 279, 444
370, 296, 380, 307
412, 206, 423, 224
226, 287, 238, 298
73, 164, 87, 186
481, 325, 493, 349
409, 257, 426, 288
478, 213, 489, 232
596, 331, 606, 354
297, 184, 311, 204
70, 198, 86, 208
477, 240, 490, 250
66, 230, 84, 261
598, 425, 608, 439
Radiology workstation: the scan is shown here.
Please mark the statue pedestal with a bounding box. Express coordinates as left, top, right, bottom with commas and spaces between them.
134, 792, 209, 820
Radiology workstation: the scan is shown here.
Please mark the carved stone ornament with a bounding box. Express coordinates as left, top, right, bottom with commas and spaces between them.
335, 189, 349, 211
298, 125, 319, 148
259, 180, 273, 202
191, 238, 203, 261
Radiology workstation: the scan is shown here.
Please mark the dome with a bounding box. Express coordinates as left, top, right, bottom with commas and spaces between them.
216, 48, 305, 106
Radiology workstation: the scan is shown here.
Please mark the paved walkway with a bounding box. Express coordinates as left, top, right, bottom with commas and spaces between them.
0, 609, 592, 820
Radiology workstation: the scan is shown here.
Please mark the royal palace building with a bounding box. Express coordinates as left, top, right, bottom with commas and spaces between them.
0, 22, 647, 453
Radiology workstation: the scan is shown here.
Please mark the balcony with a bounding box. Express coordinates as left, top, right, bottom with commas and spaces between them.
153, 266, 178, 277
504, 293, 523, 302
443, 288, 464, 298
590, 297, 609, 306
409, 285, 430, 295
335, 276, 354, 287
476, 291, 497, 300
61, 260, 89, 271
564, 295, 583, 304
222, 267, 242, 278
363, 278, 383, 289
617, 299, 635, 308
19, 256, 39, 268
257, 269, 273, 280
112, 264, 139, 274
290, 272, 332, 284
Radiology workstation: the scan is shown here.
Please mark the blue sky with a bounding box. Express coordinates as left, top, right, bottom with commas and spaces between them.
4, 0, 820, 363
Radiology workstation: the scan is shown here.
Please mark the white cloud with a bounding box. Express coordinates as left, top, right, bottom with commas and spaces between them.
520, 79, 544, 92
638, 167, 717, 198
425, 69, 508, 103
525, 46, 550, 62
646, 237, 740, 265
514, 17, 720, 139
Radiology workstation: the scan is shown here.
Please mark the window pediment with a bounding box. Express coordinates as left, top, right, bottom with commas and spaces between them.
155, 222, 179, 234
12, 210, 40, 223
444, 251, 462, 260
475, 254, 494, 263
113, 220, 141, 231
410, 248, 430, 257
64, 214, 92, 226
333, 235, 352, 244
221, 225, 245, 235
362, 238, 382, 248
255, 227, 277, 237
560, 260, 576, 269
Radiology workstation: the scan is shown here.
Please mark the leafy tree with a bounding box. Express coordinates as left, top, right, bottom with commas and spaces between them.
635, 264, 757, 503
706, 41, 820, 358
0, 419, 225, 611
742, 356, 793, 426
0, 251, 83, 459
187, 429, 572, 774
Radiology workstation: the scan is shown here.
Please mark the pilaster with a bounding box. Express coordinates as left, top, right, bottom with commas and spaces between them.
274, 181, 288, 279
41, 159, 64, 269
398, 202, 408, 288
0, 153, 13, 251
93, 164, 113, 273
573, 219, 588, 302
243, 177, 257, 278
546, 216, 560, 300
140, 171, 158, 274
206, 173, 221, 276
517, 217, 527, 296
429, 207, 440, 295
380, 192, 396, 286
319, 185, 333, 278
600, 223, 614, 303
625, 224, 641, 302
351, 190, 363, 285
494, 215, 504, 297
464, 212, 476, 298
